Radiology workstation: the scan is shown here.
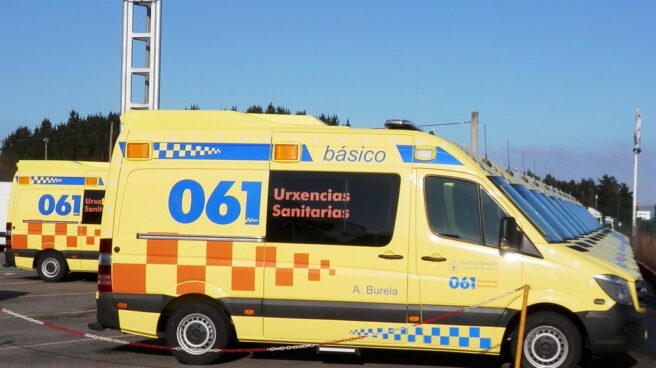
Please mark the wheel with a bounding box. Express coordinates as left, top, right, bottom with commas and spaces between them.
166, 302, 231, 365
512, 311, 582, 368
36, 252, 68, 282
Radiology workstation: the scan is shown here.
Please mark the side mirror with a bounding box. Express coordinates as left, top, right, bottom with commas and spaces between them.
499, 217, 519, 252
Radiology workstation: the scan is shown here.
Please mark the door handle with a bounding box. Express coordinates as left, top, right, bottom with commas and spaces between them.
378, 254, 404, 260
421, 255, 447, 262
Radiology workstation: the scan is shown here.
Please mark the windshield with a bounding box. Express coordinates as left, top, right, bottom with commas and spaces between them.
489, 176, 564, 243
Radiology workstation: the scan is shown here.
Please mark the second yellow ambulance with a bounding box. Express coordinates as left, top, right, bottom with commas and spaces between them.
5, 160, 108, 281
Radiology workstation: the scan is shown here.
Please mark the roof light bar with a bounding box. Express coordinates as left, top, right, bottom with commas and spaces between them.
384, 119, 423, 131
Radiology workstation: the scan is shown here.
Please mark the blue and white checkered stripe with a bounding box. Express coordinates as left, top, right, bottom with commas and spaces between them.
153, 143, 223, 159
31, 176, 86, 186
350, 326, 491, 349
151, 142, 271, 161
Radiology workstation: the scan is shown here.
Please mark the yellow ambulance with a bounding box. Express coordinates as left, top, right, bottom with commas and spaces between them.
4, 160, 108, 282
90, 110, 647, 367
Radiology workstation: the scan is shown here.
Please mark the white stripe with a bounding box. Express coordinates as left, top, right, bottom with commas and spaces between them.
0, 335, 139, 351
0, 281, 44, 286
0, 309, 95, 320
21, 292, 95, 298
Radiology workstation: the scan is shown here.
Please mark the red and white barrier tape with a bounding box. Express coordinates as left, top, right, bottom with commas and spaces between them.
0, 285, 525, 354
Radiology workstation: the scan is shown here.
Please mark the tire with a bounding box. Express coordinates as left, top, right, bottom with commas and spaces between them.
166, 302, 231, 365
36, 252, 68, 282
512, 311, 582, 368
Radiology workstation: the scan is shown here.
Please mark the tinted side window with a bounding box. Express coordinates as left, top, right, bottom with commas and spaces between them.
481, 189, 507, 247
425, 177, 481, 243
266, 171, 400, 246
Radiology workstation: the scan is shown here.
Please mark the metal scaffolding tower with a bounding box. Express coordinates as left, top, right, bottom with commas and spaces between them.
121, 0, 162, 114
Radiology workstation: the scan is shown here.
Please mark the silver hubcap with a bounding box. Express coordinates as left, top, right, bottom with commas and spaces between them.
177, 313, 216, 355
41, 258, 60, 278
524, 325, 568, 368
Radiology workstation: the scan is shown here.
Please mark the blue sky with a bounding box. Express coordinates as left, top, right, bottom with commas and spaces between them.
1, 1, 654, 205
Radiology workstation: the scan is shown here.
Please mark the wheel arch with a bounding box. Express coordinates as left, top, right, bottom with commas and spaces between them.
156, 293, 236, 339
501, 303, 589, 356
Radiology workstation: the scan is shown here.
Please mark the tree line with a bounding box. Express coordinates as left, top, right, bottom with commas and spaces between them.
0, 105, 635, 232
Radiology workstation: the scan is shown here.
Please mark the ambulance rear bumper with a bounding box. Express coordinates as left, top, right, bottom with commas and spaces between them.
90, 293, 120, 331
91, 292, 173, 331
3, 248, 19, 267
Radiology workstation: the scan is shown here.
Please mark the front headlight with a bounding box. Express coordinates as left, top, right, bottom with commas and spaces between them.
594, 275, 633, 305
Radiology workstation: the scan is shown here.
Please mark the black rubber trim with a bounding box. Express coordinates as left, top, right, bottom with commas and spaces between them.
420, 305, 512, 327
107, 293, 510, 327
577, 303, 647, 354
62, 250, 100, 260
263, 299, 407, 323
3, 248, 17, 267
110, 293, 173, 313
94, 292, 120, 330
7, 248, 38, 258
222, 298, 263, 316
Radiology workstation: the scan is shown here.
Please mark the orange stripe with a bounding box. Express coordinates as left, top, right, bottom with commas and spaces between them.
275, 268, 293, 286
294, 253, 309, 268
207, 241, 232, 266
67, 236, 77, 248
308, 268, 321, 281
177, 265, 206, 295
28, 223, 42, 235
256, 246, 265, 267
232, 267, 255, 291
147, 238, 178, 264
177, 281, 205, 295
55, 223, 67, 236
265, 247, 277, 267
113, 264, 146, 293
12, 234, 27, 249
41, 235, 54, 250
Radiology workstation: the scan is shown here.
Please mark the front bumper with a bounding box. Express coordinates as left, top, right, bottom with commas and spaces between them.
577, 303, 647, 354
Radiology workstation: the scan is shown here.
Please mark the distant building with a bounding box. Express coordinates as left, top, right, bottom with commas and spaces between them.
636, 206, 654, 221
637, 211, 651, 221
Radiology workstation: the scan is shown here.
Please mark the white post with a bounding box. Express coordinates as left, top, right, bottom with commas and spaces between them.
632, 151, 638, 240
631, 107, 642, 241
